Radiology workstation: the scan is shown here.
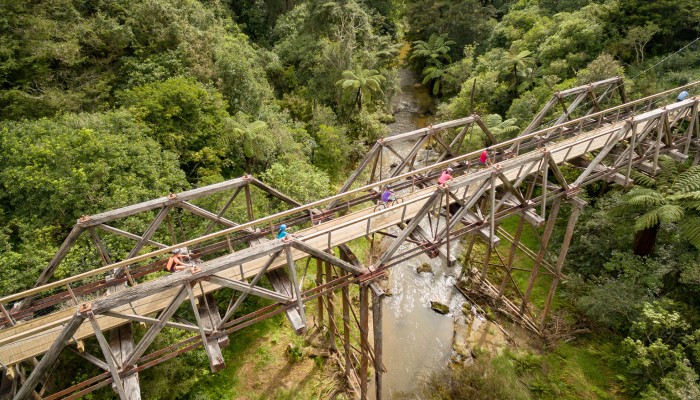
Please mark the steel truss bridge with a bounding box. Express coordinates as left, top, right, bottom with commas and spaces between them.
0, 78, 698, 400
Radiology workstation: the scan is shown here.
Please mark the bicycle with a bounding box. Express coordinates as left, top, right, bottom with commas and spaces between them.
373, 195, 404, 212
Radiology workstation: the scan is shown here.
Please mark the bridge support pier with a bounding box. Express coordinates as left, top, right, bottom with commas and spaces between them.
109, 324, 141, 399
461, 195, 586, 334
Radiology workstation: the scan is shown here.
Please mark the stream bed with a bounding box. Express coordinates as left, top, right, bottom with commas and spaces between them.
368, 59, 464, 399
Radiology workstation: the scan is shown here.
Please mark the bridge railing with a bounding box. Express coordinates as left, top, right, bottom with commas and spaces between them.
1, 81, 698, 329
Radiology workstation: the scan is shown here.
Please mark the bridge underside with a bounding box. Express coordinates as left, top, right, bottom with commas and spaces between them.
1, 80, 698, 400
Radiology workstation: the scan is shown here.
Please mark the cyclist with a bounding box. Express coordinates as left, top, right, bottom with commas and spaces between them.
381, 188, 397, 207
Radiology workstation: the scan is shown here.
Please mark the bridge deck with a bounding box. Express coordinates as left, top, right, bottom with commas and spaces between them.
0, 118, 645, 366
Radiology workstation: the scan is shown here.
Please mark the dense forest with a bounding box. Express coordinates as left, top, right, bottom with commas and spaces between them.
1, 0, 699, 398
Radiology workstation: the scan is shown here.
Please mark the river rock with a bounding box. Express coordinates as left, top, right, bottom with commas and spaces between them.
416, 263, 433, 274
430, 301, 449, 315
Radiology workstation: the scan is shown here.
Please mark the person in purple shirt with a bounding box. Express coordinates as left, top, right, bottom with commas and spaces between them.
381, 188, 396, 207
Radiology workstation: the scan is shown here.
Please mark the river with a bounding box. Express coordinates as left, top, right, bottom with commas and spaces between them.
368, 52, 467, 399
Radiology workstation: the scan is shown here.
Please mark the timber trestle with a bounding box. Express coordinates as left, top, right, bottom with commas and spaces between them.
1, 80, 699, 400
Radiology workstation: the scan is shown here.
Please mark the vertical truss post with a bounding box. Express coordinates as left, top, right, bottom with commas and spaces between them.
326, 260, 336, 351
370, 282, 384, 400
186, 284, 224, 372
459, 235, 478, 280
540, 199, 584, 330
653, 115, 664, 173
480, 243, 493, 284
341, 282, 352, 380
88, 315, 127, 399
489, 173, 497, 246
541, 153, 549, 220
359, 285, 369, 400
285, 245, 306, 334
316, 258, 324, 327
684, 103, 698, 155
499, 216, 526, 298
520, 197, 562, 315
444, 186, 452, 268
625, 122, 638, 185
244, 182, 254, 222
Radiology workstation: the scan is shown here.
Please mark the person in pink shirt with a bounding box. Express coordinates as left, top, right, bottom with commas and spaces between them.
479, 147, 490, 166
438, 167, 453, 185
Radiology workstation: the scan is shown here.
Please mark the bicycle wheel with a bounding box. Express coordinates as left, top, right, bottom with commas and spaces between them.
373, 202, 386, 212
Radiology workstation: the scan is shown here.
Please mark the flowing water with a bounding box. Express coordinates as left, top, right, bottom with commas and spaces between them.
368, 52, 467, 399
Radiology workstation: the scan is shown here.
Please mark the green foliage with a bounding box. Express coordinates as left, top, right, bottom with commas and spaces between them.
118, 76, 229, 180
420, 354, 531, 400
261, 160, 332, 204
576, 53, 625, 85
0, 111, 185, 293
573, 253, 667, 332
613, 0, 700, 57
312, 124, 352, 181
212, 34, 275, 114
405, 0, 497, 59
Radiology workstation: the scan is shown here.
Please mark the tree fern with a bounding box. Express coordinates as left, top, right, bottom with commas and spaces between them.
619, 156, 700, 254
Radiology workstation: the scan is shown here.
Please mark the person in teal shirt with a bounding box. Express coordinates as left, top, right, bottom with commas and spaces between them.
277, 224, 288, 239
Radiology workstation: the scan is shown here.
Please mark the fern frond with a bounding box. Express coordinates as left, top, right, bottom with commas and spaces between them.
679, 200, 700, 211
630, 171, 657, 188
656, 204, 684, 224
679, 216, 700, 250
668, 192, 700, 201
657, 155, 679, 187
624, 189, 665, 207
672, 167, 700, 193
635, 210, 660, 231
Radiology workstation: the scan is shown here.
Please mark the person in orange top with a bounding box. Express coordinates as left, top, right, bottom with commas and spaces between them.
165, 249, 190, 273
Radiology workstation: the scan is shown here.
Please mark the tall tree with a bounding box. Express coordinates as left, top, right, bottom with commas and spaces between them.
336, 69, 385, 111
410, 34, 455, 68
499, 46, 535, 97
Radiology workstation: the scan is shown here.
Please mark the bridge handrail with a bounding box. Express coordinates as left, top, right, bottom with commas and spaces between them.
1, 81, 698, 305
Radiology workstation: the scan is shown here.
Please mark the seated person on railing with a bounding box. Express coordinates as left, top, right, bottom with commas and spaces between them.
438, 167, 454, 186
165, 249, 191, 273
277, 224, 289, 239
381, 187, 397, 207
